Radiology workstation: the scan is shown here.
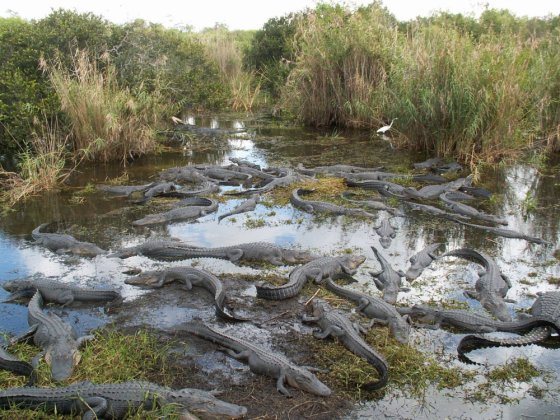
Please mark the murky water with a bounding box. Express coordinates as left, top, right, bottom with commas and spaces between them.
1, 114, 559, 418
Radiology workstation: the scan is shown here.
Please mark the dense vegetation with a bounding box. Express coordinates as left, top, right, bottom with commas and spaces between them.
1, 3, 559, 204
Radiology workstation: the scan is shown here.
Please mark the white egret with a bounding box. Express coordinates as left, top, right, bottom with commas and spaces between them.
376, 118, 397, 134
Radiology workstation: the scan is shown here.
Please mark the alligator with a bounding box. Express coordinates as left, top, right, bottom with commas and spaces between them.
95, 183, 154, 195
158, 166, 211, 184
296, 163, 384, 176
2, 275, 122, 307
413, 157, 443, 170
456, 291, 560, 362
110, 241, 316, 266
125, 266, 246, 322
440, 248, 513, 322
340, 192, 403, 216
0, 380, 247, 419
439, 192, 508, 225
369, 246, 408, 304
225, 164, 276, 181
132, 198, 218, 227
404, 201, 468, 221
374, 217, 396, 249
32, 223, 106, 257
458, 185, 493, 199
131, 181, 177, 204
345, 179, 409, 198
397, 304, 559, 334
229, 157, 261, 170
256, 254, 366, 300
158, 182, 220, 198
199, 167, 251, 182
183, 321, 331, 397
323, 279, 410, 344
227, 172, 314, 196
401, 176, 472, 201
302, 299, 388, 390
218, 195, 259, 222
453, 219, 550, 245
404, 243, 442, 280
433, 161, 463, 174
0, 345, 35, 384
290, 188, 375, 217
10, 291, 93, 382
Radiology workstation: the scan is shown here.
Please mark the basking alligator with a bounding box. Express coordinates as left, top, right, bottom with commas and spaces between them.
374, 217, 396, 249
324, 279, 410, 344
369, 246, 408, 304
413, 158, 443, 170
290, 188, 375, 217
457, 291, 560, 362
441, 248, 513, 322
218, 195, 259, 222
228, 172, 314, 196
11, 291, 93, 382
403, 176, 472, 200
110, 241, 316, 266
125, 266, 246, 322
95, 183, 154, 195
404, 201, 468, 221
256, 254, 366, 300
440, 192, 508, 225
183, 322, 331, 397
0, 345, 35, 384
296, 163, 384, 176
404, 243, 442, 280
345, 179, 409, 198
132, 197, 218, 226
454, 219, 550, 245
302, 299, 389, 390
2, 275, 121, 307
32, 223, 106, 257
229, 157, 261, 170
340, 192, 402, 216
0, 380, 247, 419
131, 181, 177, 204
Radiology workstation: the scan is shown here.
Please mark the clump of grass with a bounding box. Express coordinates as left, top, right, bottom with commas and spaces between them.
244, 217, 266, 229
269, 177, 347, 206
487, 358, 541, 383
546, 277, 560, 286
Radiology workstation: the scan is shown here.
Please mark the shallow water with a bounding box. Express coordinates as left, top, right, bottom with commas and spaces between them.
1, 114, 559, 418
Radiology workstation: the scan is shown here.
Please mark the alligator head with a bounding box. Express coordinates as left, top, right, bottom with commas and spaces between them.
389, 316, 411, 344
482, 295, 512, 322
282, 249, 318, 264
285, 366, 332, 396
45, 339, 82, 382
125, 271, 163, 288
171, 388, 248, 419
379, 236, 392, 249
340, 254, 367, 275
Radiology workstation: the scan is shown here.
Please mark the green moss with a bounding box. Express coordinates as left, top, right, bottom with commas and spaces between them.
487, 358, 541, 383
547, 277, 560, 285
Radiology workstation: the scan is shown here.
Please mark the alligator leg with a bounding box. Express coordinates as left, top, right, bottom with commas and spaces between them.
81, 396, 109, 420
301, 315, 320, 323
31, 350, 46, 368
77, 335, 95, 347
313, 325, 345, 339
276, 370, 292, 397
356, 298, 372, 312
352, 322, 368, 334
57, 290, 75, 307
9, 324, 38, 345
225, 249, 244, 263
372, 278, 385, 291
463, 290, 479, 300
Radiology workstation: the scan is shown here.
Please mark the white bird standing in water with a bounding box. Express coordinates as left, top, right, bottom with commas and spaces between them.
376, 118, 397, 134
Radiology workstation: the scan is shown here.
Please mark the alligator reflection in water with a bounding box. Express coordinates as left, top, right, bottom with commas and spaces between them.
0, 116, 559, 418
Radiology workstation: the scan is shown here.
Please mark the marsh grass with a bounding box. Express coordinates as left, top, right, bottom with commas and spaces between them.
0, 328, 180, 419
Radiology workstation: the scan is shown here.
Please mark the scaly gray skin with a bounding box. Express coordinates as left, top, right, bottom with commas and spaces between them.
159, 182, 220, 198
441, 248, 512, 322
404, 243, 442, 280
10, 291, 93, 382
108, 239, 196, 260
32, 224, 106, 257
184, 322, 331, 397
342, 171, 409, 182
125, 266, 246, 322
340, 192, 403, 216
413, 157, 443, 170
440, 192, 508, 225
324, 279, 410, 344
227, 172, 313, 196
200, 167, 251, 182
131, 182, 177, 204
397, 304, 559, 334
256, 254, 366, 300
218, 195, 260, 222
369, 246, 407, 304
158, 166, 211, 183
132, 198, 218, 226
95, 183, 154, 195
454, 219, 550, 245
0, 345, 35, 384
229, 157, 261, 170
302, 299, 388, 390
404, 176, 472, 200
345, 179, 409, 198
290, 189, 375, 217
0, 380, 247, 419
404, 201, 468, 221
225, 164, 275, 181
296, 163, 384, 176
434, 162, 463, 174
2, 275, 122, 307
457, 291, 560, 360
374, 218, 396, 249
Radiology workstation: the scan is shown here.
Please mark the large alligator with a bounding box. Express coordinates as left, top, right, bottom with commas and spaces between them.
323, 279, 410, 344
403, 176, 472, 200
132, 197, 218, 226
2, 275, 121, 307
457, 291, 560, 362
296, 163, 384, 176
229, 157, 261, 170
302, 299, 388, 390
32, 223, 106, 257
0, 380, 247, 419
290, 188, 375, 217
218, 195, 259, 222
413, 158, 443, 170
439, 192, 508, 225
374, 217, 396, 249
454, 219, 550, 245
183, 322, 331, 397
345, 179, 409, 198
158, 166, 211, 184
0, 345, 35, 384
199, 166, 251, 182
404, 201, 468, 221
340, 192, 403, 216
256, 254, 366, 300
95, 183, 154, 195
125, 266, 246, 322
369, 246, 408, 304
130, 181, 177, 204
110, 241, 316, 266
10, 291, 93, 382
228, 172, 314, 196
404, 243, 442, 280
441, 248, 513, 322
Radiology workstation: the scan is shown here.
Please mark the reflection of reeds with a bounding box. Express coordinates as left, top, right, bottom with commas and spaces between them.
42, 49, 170, 164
